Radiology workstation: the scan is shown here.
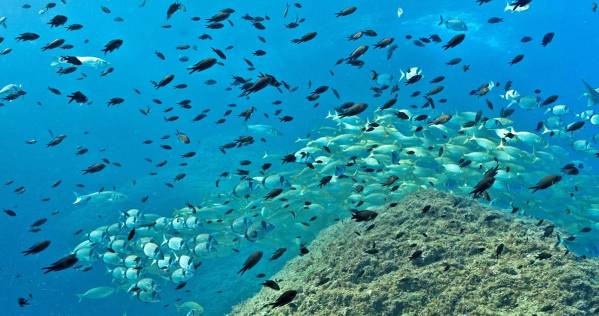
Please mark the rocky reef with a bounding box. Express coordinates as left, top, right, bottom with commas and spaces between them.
229, 190, 599, 315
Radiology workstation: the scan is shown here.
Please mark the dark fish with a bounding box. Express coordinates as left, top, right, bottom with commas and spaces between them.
187, 58, 217, 73
22, 240, 51, 255
4, 209, 16, 216
521, 36, 533, 43
42, 254, 78, 273
536, 252, 552, 260
351, 210, 378, 222
48, 87, 62, 95
155, 51, 166, 60
30, 218, 48, 227
66, 24, 83, 31
18, 295, 32, 307
541, 95, 558, 106
212, 47, 226, 59
541, 32, 555, 46
166, 2, 185, 19
380, 97, 397, 110
48, 15, 68, 28
494, 243, 504, 258
374, 37, 394, 49
409, 250, 423, 260
262, 280, 280, 290
265, 290, 297, 308
264, 188, 283, 200
238, 251, 263, 275
127, 229, 136, 241
42, 38, 65, 51
565, 121, 584, 132
336, 6, 357, 17
101, 39, 123, 54
15, 32, 40, 41
529, 175, 562, 193
292, 31, 317, 44
337, 103, 368, 117
270, 248, 287, 260
152, 74, 175, 89
509, 54, 524, 65
561, 163, 579, 175
446, 57, 462, 65
47, 135, 66, 147
82, 163, 106, 174
442, 34, 465, 50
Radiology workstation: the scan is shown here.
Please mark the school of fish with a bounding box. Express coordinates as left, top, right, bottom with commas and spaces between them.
2, 0, 599, 314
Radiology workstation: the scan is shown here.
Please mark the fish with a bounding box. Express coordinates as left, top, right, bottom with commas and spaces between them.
262, 279, 280, 290
238, 251, 263, 275
22, 240, 51, 255
266, 290, 297, 308
73, 191, 127, 205
351, 210, 378, 222
42, 254, 78, 273
443, 34, 466, 50
77, 286, 115, 301
582, 80, 599, 107
438, 16, 468, 31
270, 248, 287, 260
529, 175, 562, 193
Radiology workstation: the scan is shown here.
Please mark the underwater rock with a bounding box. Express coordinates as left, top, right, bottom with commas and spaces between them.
229, 190, 599, 315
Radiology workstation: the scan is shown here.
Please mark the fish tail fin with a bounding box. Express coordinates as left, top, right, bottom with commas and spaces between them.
438, 15, 443, 25
73, 192, 81, 205
77, 294, 83, 302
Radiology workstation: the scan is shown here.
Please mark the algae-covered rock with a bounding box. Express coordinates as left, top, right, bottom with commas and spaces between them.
229, 190, 599, 316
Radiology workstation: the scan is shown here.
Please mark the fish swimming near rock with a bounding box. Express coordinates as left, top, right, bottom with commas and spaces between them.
265, 290, 297, 308
238, 251, 263, 275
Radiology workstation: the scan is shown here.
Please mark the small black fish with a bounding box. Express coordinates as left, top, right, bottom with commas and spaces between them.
410, 250, 423, 260
42, 254, 78, 273
494, 243, 504, 258
351, 210, 378, 222
266, 290, 297, 308
238, 251, 263, 275
262, 280, 280, 290
127, 228, 136, 241
536, 252, 552, 260
270, 248, 287, 260
22, 240, 51, 255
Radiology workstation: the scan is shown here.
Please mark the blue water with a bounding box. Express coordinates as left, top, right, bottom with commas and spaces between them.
0, 0, 598, 315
